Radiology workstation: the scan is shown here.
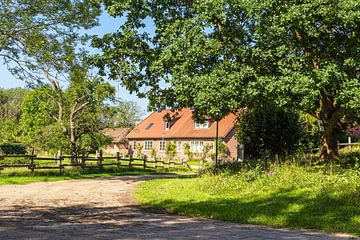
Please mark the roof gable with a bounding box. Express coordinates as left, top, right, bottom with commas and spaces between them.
102, 128, 132, 143
127, 108, 237, 139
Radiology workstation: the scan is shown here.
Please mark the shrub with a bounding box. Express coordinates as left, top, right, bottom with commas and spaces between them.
202, 143, 213, 160
183, 143, 193, 161
165, 141, 176, 160
150, 147, 157, 160
237, 107, 303, 159
135, 143, 143, 158
0, 143, 27, 155
211, 140, 230, 160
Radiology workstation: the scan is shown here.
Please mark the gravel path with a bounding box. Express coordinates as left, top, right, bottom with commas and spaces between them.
0, 175, 357, 240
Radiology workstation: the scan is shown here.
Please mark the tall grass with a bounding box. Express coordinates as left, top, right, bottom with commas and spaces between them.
136, 148, 360, 236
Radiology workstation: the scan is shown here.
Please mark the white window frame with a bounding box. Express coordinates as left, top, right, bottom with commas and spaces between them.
190, 140, 204, 152
164, 121, 171, 130
159, 140, 166, 152
176, 141, 182, 152
144, 141, 153, 151
195, 121, 209, 129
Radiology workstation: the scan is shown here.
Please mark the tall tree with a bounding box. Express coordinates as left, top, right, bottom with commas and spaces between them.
22, 68, 115, 155
0, 0, 100, 82
92, 0, 360, 161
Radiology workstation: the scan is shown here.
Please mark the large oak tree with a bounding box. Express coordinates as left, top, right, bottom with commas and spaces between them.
92, 0, 360, 161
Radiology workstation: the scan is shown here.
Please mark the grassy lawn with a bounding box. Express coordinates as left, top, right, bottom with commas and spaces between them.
0, 166, 192, 185
136, 151, 360, 236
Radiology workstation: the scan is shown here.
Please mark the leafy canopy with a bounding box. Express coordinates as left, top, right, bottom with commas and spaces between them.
0, 0, 100, 83
93, 0, 360, 159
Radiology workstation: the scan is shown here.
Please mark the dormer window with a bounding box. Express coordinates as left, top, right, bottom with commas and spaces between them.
164, 121, 171, 130
195, 121, 209, 129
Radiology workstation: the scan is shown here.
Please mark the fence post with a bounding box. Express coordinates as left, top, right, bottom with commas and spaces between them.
30, 148, 35, 173
129, 154, 132, 167
143, 155, 147, 169
81, 152, 86, 172
348, 136, 352, 149
59, 156, 63, 175
116, 152, 121, 170
98, 150, 103, 172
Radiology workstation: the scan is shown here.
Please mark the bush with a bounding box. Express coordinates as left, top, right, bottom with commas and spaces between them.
237, 107, 303, 159
0, 143, 27, 155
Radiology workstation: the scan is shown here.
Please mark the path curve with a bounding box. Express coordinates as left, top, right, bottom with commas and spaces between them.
0, 175, 356, 240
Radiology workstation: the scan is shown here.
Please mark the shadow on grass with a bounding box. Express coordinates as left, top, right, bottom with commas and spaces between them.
144, 188, 360, 236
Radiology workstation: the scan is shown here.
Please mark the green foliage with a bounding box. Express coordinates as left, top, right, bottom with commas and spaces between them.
183, 143, 193, 161
297, 112, 322, 149
0, 1, 100, 82
0, 88, 29, 143
0, 143, 27, 155
135, 143, 143, 158
21, 68, 116, 154
202, 143, 212, 160
22, 87, 57, 150
237, 107, 303, 159
94, 0, 360, 160
103, 101, 144, 128
165, 141, 177, 160
150, 147, 157, 160
218, 140, 229, 159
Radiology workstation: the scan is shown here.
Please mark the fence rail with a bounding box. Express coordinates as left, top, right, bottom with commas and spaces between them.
0, 150, 188, 174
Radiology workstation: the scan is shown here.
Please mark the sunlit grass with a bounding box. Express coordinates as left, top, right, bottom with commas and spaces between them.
0, 166, 193, 185
136, 150, 360, 236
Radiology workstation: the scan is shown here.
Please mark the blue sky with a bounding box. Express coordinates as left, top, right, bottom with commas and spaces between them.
0, 11, 150, 114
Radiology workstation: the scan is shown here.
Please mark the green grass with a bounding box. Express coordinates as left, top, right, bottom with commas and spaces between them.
136, 158, 360, 236
0, 166, 192, 185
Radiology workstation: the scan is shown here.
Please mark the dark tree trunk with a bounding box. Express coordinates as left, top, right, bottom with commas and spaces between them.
318, 89, 345, 162
320, 124, 340, 161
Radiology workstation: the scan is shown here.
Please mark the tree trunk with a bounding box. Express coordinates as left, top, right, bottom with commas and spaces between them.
320, 125, 340, 161
43, 70, 66, 133
69, 111, 78, 163
69, 101, 89, 163
318, 89, 345, 161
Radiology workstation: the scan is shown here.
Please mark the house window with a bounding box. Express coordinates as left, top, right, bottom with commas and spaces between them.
190, 140, 203, 152
176, 141, 182, 152
195, 121, 209, 129
164, 121, 170, 130
159, 140, 166, 152
133, 141, 137, 148
144, 141, 153, 151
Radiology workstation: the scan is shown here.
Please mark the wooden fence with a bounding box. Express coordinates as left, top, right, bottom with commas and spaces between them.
0, 150, 187, 174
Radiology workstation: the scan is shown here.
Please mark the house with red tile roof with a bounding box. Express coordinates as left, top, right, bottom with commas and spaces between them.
126, 108, 239, 161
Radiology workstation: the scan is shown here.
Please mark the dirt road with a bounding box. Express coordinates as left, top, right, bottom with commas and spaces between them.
0, 176, 356, 239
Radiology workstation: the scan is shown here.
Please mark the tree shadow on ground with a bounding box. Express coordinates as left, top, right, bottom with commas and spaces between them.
0, 203, 350, 239
145, 188, 360, 237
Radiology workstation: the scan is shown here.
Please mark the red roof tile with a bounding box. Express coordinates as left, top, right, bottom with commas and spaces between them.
127, 108, 237, 139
